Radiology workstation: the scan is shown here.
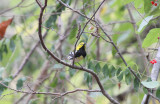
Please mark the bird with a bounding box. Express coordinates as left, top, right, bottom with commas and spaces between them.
68, 42, 87, 62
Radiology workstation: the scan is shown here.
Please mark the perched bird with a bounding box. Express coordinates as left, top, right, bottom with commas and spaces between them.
68, 42, 87, 62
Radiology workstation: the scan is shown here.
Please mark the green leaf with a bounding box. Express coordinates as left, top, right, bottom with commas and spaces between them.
134, 78, 140, 91
156, 86, 160, 99
16, 77, 26, 90
143, 87, 148, 94
125, 70, 132, 85
110, 65, 116, 77
60, 71, 65, 79
84, 72, 92, 87
116, 68, 122, 76
142, 28, 160, 48
53, 64, 63, 69
45, 0, 71, 28
94, 63, 101, 73
141, 81, 159, 89
0, 82, 8, 95
50, 78, 58, 88
138, 15, 153, 33
69, 20, 78, 39
102, 64, 109, 77
117, 72, 123, 82
9, 39, 15, 52
45, 11, 57, 28
88, 61, 94, 70
69, 68, 76, 77
144, 0, 152, 13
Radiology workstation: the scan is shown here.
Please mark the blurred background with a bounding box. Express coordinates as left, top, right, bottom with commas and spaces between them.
0, 0, 160, 104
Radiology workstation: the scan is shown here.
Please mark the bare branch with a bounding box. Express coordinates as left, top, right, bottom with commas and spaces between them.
0, 0, 25, 15
52, 89, 101, 101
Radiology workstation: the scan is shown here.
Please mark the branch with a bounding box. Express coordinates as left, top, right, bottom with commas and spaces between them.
0, 0, 25, 15
52, 89, 101, 101
36, 0, 119, 104
0, 81, 60, 96
0, 81, 100, 100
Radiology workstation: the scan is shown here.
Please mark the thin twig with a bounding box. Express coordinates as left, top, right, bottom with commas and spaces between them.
0, 0, 25, 15
52, 89, 101, 101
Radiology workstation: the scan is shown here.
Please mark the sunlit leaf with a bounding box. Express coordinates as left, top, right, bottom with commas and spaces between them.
138, 15, 153, 33
142, 28, 160, 48
141, 81, 159, 89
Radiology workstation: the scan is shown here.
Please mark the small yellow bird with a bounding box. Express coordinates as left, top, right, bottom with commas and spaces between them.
68, 42, 87, 62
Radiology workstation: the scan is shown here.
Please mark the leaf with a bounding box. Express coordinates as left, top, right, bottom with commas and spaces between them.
134, 78, 140, 91
125, 70, 132, 85
142, 28, 160, 48
143, 87, 148, 94
84, 72, 92, 87
16, 77, 26, 90
141, 81, 159, 89
102, 64, 109, 77
144, 0, 152, 13
50, 78, 58, 88
45, 11, 57, 28
69, 20, 78, 39
45, 0, 71, 28
0, 18, 13, 40
88, 61, 94, 70
94, 63, 101, 73
60, 71, 65, 79
117, 72, 123, 82
110, 65, 116, 77
53, 64, 63, 69
138, 15, 153, 33
69, 68, 76, 77
9, 39, 15, 52
0, 82, 8, 95
156, 86, 160, 99
116, 68, 122, 76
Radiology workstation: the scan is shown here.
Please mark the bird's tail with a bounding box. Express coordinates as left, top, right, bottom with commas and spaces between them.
68, 52, 74, 60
